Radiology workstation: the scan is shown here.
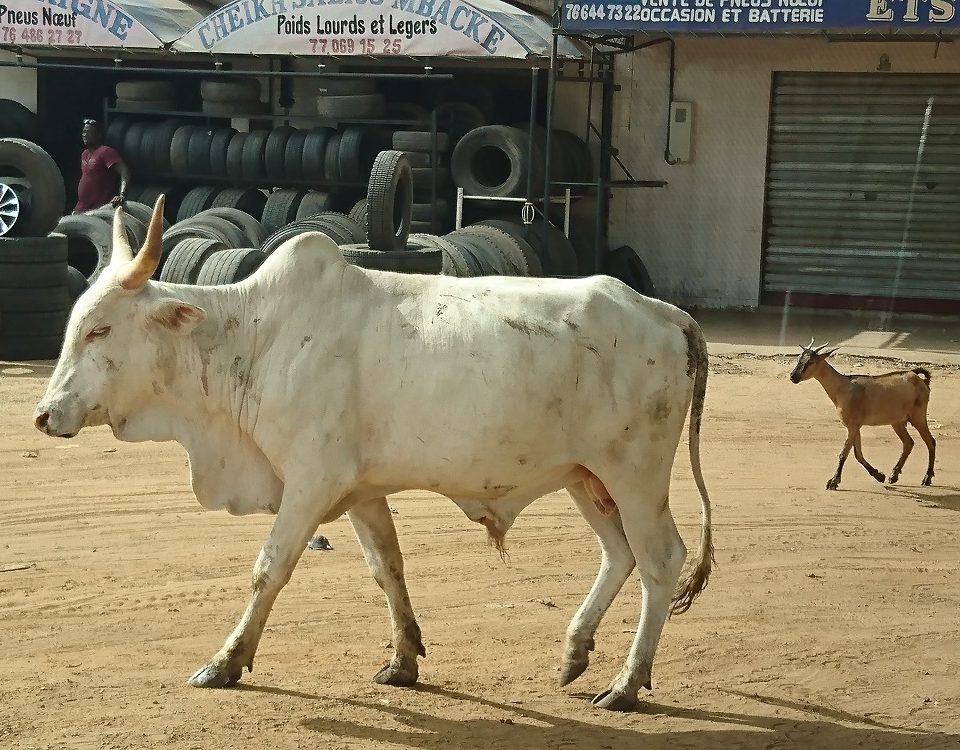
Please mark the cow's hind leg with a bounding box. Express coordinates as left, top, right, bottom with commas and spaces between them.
560, 481, 635, 687
591, 469, 686, 712
189, 483, 342, 688
347, 496, 424, 687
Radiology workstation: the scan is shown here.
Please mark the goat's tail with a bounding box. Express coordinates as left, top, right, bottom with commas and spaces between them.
671, 322, 715, 617
912, 367, 932, 385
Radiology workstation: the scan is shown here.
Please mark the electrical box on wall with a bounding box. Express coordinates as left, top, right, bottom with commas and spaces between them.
668, 101, 693, 163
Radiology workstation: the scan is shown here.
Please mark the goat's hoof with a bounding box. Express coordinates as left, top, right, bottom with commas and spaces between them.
872, 472, 885, 484
826, 479, 839, 491
888, 473, 900, 485
922, 475, 933, 487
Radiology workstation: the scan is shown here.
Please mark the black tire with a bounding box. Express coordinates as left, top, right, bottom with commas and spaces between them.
0, 99, 39, 139
211, 189, 267, 220
323, 131, 343, 183
188, 128, 214, 174
459, 224, 527, 275
0, 138, 65, 237
265, 126, 295, 180
0, 286, 71, 313
296, 191, 334, 220
116, 80, 175, 101
160, 223, 233, 273
209, 128, 237, 177
300, 128, 333, 182
315, 76, 377, 96
313, 212, 365, 244
53, 214, 112, 281
226, 133, 246, 179
67, 265, 88, 301
148, 119, 182, 174
87, 207, 147, 248
339, 126, 390, 184
473, 219, 543, 277
492, 218, 576, 276
176, 186, 219, 223
159, 238, 226, 285
201, 77, 261, 103
400, 151, 433, 168
170, 125, 198, 175
284, 129, 309, 181
196, 248, 266, 286
411, 200, 448, 222
450, 125, 543, 199
194, 206, 265, 246
553, 129, 593, 191
366, 150, 413, 253
179, 214, 248, 249
316, 93, 385, 120
392, 131, 450, 152
105, 117, 129, 149
120, 122, 148, 172
436, 102, 488, 145
339, 243, 442, 273
408, 233, 472, 277
348, 199, 367, 230
136, 185, 184, 226
445, 232, 500, 275
0, 309, 69, 337
411, 167, 450, 192
241, 130, 270, 180
0, 234, 68, 287
409, 220, 434, 234
259, 219, 342, 254
120, 200, 170, 232
261, 189, 307, 235
604, 245, 656, 298
0, 333, 64, 361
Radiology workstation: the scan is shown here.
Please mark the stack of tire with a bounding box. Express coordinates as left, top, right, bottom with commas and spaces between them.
0, 138, 82, 361
0, 99, 39, 139
201, 77, 265, 116
114, 81, 176, 112
315, 76, 385, 120
391, 130, 451, 235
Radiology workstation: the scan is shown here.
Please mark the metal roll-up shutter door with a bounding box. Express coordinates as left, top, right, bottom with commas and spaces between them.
762, 72, 960, 308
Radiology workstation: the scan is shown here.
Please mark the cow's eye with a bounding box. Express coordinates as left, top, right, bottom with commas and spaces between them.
86, 325, 111, 341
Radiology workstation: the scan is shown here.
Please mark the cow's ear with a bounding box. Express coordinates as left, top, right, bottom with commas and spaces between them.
148, 298, 206, 335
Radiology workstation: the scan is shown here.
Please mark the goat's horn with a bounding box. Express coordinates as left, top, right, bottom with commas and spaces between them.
118, 195, 165, 291
814, 341, 831, 353
109, 205, 134, 266
821, 347, 840, 357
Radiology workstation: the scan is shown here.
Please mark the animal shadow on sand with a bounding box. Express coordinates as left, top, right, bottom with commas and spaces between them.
286, 682, 955, 750
884, 484, 960, 512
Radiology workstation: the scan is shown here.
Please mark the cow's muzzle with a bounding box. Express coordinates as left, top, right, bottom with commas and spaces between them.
33, 407, 78, 439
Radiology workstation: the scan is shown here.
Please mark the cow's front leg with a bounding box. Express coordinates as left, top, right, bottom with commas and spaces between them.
347, 497, 424, 687
189, 483, 342, 688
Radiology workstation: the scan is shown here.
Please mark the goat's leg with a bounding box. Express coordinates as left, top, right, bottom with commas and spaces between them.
889, 422, 914, 485
910, 417, 937, 486
852, 431, 885, 484
826, 432, 855, 490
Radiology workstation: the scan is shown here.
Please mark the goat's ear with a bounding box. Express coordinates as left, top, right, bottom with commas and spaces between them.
821, 347, 840, 358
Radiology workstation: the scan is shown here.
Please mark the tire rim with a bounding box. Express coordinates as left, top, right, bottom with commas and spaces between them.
0, 182, 20, 236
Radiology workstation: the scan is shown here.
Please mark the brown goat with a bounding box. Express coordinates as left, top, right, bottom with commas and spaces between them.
790, 338, 936, 490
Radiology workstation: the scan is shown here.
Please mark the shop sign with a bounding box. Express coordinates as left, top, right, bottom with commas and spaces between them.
172, 0, 529, 58
0, 0, 162, 48
561, 0, 960, 33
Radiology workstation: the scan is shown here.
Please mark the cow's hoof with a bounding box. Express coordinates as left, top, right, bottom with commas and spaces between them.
591, 689, 639, 712
188, 661, 243, 689
373, 662, 418, 687
558, 656, 589, 687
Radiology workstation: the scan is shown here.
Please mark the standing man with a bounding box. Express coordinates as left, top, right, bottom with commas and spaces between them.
73, 118, 131, 213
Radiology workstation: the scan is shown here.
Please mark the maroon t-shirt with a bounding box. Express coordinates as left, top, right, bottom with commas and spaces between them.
75, 145, 121, 212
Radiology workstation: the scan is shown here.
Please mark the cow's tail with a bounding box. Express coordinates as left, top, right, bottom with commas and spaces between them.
671, 322, 715, 617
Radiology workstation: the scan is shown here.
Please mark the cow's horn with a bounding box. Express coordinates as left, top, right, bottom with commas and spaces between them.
110, 205, 134, 265
118, 195, 165, 291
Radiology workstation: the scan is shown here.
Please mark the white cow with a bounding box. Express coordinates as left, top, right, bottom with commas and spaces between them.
35, 198, 714, 712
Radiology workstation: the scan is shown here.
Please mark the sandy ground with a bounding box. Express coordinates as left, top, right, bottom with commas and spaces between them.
1, 311, 959, 750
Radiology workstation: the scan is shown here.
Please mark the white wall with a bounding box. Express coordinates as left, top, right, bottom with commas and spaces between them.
611, 36, 960, 309
0, 51, 38, 112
